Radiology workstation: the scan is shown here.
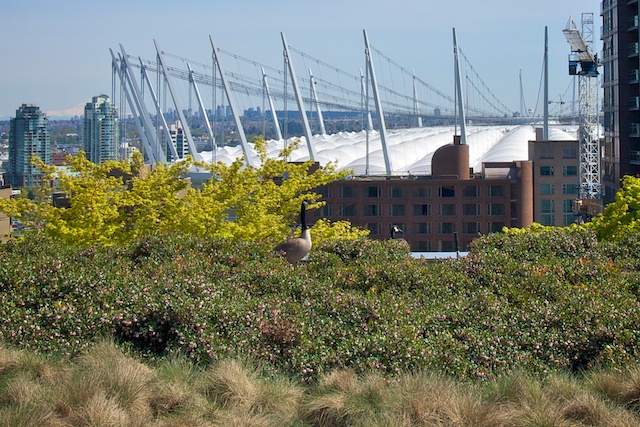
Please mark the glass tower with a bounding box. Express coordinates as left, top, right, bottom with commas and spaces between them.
83, 95, 119, 163
8, 104, 51, 188
601, 0, 640, 203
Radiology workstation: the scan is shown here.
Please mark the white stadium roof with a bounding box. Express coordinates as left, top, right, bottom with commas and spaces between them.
199, 124, 578, 176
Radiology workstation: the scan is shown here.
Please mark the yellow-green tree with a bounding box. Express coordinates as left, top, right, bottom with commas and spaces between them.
0, 138, 369, 246
586, 175, 640, 240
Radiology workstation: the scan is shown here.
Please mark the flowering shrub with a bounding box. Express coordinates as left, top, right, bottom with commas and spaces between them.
1, 230, 640, 381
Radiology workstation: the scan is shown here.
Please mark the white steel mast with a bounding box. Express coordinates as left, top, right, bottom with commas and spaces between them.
453, 28, 467, 145
363, 29, 392, 174
281, 32, 316, 160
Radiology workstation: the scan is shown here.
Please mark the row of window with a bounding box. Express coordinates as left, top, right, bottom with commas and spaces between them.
365, 221, 505, 236
538, 147, 578, 159
335, 184, 506, 199
539, 165, 578, 176
539, 199, 576, 214
316, 203, 507, 217
539, 183, 580, 195
538, 199, 579, 226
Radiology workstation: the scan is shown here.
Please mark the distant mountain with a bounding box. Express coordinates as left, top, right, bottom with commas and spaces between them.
46, 103, 85, 119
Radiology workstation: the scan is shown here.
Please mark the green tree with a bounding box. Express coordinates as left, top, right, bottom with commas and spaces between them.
587, 175, 640, 241
0, 138, 369, 246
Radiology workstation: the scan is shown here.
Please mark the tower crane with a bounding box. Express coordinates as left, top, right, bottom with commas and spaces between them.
563, 13, 603, 217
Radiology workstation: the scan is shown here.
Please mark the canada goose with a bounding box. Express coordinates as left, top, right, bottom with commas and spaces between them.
275, 201, 312, 263
391, 225, 409, 248
391, 225, 404, 239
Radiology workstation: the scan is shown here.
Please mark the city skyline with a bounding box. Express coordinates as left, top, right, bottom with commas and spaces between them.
1, 0, 599, 119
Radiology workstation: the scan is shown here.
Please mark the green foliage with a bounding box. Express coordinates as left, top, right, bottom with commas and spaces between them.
1, 230, 640, 383
0, 138, 366, 245
587, 175, 640, 241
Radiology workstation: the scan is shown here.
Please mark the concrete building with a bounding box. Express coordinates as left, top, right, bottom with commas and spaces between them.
601, 0, 640, 203
83, 95, 119, 163
528, 129, 582, 225
317, 137, 534, 251
8, 104, 51, 188
169, 122, 189, 160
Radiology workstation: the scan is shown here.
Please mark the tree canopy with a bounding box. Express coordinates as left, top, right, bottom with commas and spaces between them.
0, 138, 368, 246
586, 175, 640, 241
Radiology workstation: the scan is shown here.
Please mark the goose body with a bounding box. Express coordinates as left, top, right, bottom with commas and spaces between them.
275, 201, 312, 263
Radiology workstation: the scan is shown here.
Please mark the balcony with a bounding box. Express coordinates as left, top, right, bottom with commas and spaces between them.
631, 123, 640, 137
630, 42, 640, 57
631, 69, 640, 84
631, 97, 640, 110
631, 150, 640, 165
630, 15, 639, 31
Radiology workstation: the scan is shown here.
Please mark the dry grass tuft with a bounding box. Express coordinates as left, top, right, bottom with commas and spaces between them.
303, 371, 389, 426
151, 357, 210, 420
388, 370, 456, 424
0, 341, 640, 426
199, 359, 260, 410
66, 388, 130, 427
76, 340, 156, 417
618, 365, 640, 410
0, 345, 22, 377
561, 394, 607, 425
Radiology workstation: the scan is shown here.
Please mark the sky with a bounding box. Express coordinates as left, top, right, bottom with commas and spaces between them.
0, 0, 601, 120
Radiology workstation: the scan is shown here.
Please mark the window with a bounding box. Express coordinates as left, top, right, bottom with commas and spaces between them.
463, 185, 479, 197
463, 203, 480, 216
438, 186, 455, 197
390, 204, 406, 216
463, 222, 480, 234
488, 203, 506, 216
540, 183, 554, 195
563, 166, 578, 176
563, 184, 579, 194
439, 204, 456, 216
438, 222, 456, 234
366, 186, 381, 198
563, 199, 574, 213
540, 199, 555, 213
339, 186, 355, 198
414, 241, 431, 251
389, 186, 405, 198
416, 222, 431, 234
413, 204, 431, 216
314, 204, 332, 218
488, 222, 505, 233
540, 166, 554, 176
540, 214, 554, 226
539, 147, 554, 159
364, 204, 381, 216
488, 185, 505, 197
317, 187, 332, 198
412, 187, 431, 198
563, 147, 577, 159
440, 240, 456, 252
563, 214, 576, 226
366, 223, 381, 235
339, 204, 356, 217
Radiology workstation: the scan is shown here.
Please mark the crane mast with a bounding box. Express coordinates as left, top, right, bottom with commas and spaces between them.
563, 13, 602, 216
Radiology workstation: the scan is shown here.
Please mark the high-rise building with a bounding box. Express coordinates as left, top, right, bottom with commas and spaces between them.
83, 95, 119, 163
601, 0, 640, 203
8, 104, 51, 188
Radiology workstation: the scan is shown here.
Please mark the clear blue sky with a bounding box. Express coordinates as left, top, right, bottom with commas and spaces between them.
0, 0, 600, 119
